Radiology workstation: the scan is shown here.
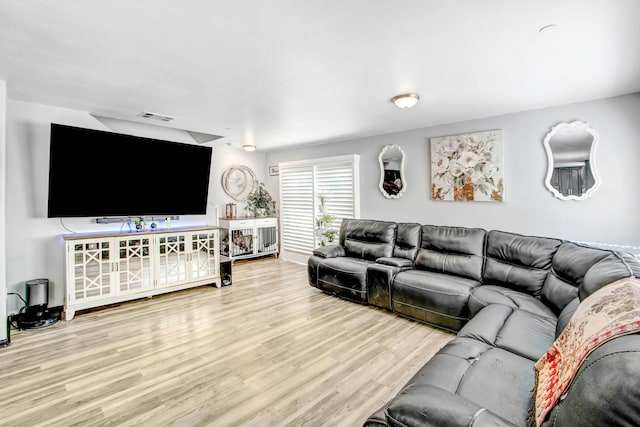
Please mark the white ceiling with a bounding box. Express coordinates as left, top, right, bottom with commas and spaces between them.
1, 1, 639, 151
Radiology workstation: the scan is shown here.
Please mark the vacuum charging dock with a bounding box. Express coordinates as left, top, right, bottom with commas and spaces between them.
17, 279, 59, 330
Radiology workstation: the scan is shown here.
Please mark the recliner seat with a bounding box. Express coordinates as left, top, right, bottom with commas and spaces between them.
309, 219, 396, 303
392, 225, 486, 331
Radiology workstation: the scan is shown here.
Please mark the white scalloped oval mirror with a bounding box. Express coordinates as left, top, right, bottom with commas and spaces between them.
379, 144, 406, 199
543, 121, 600, 200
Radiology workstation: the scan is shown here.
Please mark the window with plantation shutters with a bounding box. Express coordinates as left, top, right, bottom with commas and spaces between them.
280, 166, 315, 256
278, 155, 360, 264
315, 163, 356, 220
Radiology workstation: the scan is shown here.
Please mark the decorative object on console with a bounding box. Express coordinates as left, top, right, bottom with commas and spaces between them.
430, 129, 504, 202
378, 144, 406, 199
221, 165, 257, 201
543, 120, 600, 200
134, 217, 144, 231
225, 203, 237, 219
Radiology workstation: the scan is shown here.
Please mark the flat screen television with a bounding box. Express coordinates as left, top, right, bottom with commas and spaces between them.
47, 123, 213, 218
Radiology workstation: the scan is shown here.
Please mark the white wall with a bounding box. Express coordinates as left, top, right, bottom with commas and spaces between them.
0, 81, 7, 342
265, 93, 640, 249
5, 100, 266, 314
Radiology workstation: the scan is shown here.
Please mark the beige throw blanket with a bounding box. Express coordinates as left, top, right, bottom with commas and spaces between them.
529, 276, 640, 427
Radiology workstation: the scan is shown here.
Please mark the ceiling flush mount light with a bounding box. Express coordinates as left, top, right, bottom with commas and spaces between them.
391, 93, 420, 109
243, 142, 256, 152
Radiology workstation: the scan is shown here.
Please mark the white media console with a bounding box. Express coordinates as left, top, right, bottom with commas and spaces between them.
63, 226, 220, 320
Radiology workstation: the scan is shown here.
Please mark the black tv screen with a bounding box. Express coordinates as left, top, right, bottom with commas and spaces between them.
47, 123, 213, 218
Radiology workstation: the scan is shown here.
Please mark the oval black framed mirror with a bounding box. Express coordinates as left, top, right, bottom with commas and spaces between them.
543, 121, 600, 200
379, 144, 406, 199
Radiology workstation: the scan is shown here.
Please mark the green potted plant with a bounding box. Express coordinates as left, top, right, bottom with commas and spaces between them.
246, 181, 275, 217
316, 213, 337, 246
134, 217, 145, 231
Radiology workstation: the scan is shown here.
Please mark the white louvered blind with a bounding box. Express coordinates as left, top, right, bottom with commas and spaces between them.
279, 155, 360, 263
280, 166, 315, 255
316, 162, 356, 224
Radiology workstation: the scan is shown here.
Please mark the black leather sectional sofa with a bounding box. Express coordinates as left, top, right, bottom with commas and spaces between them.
307, 219, 640, 426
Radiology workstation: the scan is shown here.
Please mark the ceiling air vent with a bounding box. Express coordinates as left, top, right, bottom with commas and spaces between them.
137, 111, 176, 122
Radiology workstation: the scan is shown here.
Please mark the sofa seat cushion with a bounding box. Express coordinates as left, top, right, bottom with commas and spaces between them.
458, 304, 557, 361
406, 337, 535, 425
392, 269, 480, 331
469, 285, 556, 320
316, 257, 374, 303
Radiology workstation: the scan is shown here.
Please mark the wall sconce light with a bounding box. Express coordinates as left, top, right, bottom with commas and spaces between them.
243, 142, 256, 152
391, 93, 420, 109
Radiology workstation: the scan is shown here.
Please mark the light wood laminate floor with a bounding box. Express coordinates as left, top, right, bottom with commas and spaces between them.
1, 258, 453, 427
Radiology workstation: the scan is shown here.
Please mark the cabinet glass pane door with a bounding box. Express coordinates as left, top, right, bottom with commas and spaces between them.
156, 234, 188, 286
71, 240, 113, 301
191, 232, 218, 279
117, 237, 152, 293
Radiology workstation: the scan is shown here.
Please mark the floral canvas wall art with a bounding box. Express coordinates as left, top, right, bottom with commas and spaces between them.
430, 129, 504, 202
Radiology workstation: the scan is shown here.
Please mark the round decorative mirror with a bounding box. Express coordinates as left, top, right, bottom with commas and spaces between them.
222, 165, 257, 201
543, 121, 600, 200
379, 145, 406, 199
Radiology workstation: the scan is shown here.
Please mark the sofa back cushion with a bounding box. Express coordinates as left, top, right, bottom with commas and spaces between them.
541, 242, 612, 314
483, 230, 562, 297
415, 225, 486, 281
393, 223, 421, 260
542, 242, 640, 316
580, 250, 640, 300
339, 219, 396, 261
